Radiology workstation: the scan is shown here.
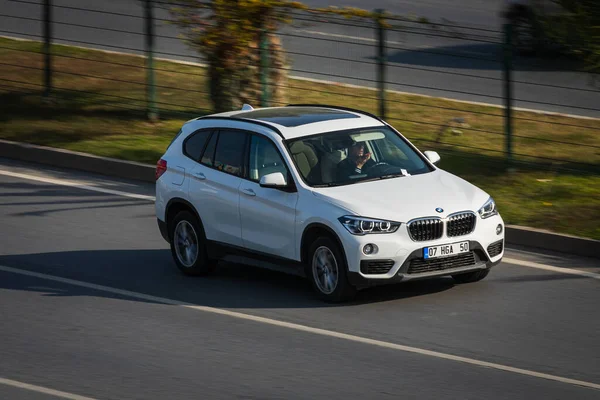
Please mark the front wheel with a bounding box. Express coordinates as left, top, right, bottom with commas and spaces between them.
169, 210, 216, 276
452, 269, 490, 284
307, 237, 357, 303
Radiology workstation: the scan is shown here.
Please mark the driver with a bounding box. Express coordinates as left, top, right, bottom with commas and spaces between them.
336, 140, 376, 181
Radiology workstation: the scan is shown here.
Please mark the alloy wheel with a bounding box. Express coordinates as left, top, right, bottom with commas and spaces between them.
174, 220, 199, 268
312, 246, 339, 295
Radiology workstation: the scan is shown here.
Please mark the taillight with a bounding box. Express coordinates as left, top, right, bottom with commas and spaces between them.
156, 159, 167, 180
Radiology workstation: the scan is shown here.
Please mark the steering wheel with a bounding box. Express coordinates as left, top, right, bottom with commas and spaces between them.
370, 162, 389, 168
367, 161, 400, 177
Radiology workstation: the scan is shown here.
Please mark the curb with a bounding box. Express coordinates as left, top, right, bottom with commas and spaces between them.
505, 226, 599, 259
0, 139, 156, 182
1, 139, 598, 258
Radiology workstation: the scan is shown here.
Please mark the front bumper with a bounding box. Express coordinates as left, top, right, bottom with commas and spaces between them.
338, 214, 505, 289
347, 240, 502, 288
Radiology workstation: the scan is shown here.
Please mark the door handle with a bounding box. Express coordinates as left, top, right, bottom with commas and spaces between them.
241, 188, 256, 196
192, 171, 206, 180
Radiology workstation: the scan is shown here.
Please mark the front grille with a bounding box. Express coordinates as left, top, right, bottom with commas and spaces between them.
447, 212, 476, 237
408, 252, 476, 274
408, 218, 443, 241
487, 239, 504, 257
360, 260, 395, 274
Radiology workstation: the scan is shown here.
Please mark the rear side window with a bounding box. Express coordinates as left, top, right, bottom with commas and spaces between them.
213, 130, 248, 177
184, 130, 211, 161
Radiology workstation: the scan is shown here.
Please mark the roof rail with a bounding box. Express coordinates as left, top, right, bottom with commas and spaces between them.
193, 116, 284, 138
286, 104, 384, 122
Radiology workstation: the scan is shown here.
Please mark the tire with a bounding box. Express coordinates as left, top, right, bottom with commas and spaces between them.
307, 237, 357, 303
452, 269, 490, 284
169, 210, 216, 276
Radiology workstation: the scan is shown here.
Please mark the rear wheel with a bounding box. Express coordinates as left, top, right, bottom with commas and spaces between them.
307, 237, 357, 303
169, 210, 216, 276
452, 269, 490, 284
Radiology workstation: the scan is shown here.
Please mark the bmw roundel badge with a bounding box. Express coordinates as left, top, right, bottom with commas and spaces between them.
435, 207, 444, 213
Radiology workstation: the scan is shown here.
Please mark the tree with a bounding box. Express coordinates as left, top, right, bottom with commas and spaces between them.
167, 1, 388, 112
168, 0, 303, 112
545, 0, 600, 75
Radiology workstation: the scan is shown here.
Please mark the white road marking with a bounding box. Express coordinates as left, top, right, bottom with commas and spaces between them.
0, 377, 98, 400
503, 257, 600, 281
0, 265, 599, 391
0, 169, 155, 201
291, 29, 405, 47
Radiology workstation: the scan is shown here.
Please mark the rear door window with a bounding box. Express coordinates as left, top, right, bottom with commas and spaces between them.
212, 130, 248, 177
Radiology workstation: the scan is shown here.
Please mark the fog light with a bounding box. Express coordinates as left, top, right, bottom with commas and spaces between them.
363, 244, 377, 255
496, 224, 503, 235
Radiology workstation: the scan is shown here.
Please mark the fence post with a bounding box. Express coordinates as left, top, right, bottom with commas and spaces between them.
503, 23, 513, 163
375, 9, 386, 120
43, 0, 52, 98
144, 0, 157, 121
260, 28, 270, 107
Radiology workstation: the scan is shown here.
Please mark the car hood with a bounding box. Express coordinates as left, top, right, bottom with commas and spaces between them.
311, 169, 489, 223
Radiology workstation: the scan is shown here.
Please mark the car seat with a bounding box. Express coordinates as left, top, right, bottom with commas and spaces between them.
320, 149, 347, 183
289, 141, 319, 182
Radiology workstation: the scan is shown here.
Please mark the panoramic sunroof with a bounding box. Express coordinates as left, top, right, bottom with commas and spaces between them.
236, 107, 359, 127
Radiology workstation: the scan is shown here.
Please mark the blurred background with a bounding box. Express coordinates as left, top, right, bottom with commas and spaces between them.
0, 0, 598, 239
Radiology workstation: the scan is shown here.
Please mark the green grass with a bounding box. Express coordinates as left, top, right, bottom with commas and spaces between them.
1, 37, 599, 239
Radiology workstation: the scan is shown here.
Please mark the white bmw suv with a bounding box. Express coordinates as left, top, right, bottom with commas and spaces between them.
155, 104, 505, 302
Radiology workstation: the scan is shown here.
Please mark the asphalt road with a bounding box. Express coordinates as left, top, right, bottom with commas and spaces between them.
0, 157, 599, 399
1, 0, 598, 117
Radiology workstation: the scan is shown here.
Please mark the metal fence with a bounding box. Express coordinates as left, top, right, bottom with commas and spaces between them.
1, 0, 599, 173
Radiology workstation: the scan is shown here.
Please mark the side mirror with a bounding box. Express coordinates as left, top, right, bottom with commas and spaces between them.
424, 150, 441, 165
259, 172, 288, 188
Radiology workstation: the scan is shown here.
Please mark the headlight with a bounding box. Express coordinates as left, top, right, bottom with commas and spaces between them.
338, 216, 401, 235
478, 197, 498, 219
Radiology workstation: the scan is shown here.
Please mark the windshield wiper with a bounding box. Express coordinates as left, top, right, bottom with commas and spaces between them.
312, 182, 344, 187
379, 172, 409, 180
313, 172, 409, 187
355, 173, 408, 184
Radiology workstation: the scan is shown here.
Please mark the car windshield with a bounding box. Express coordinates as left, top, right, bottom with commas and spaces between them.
285, 126, 433, 187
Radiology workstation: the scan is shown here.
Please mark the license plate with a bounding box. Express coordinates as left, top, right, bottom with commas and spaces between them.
424, 241, 469, 259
